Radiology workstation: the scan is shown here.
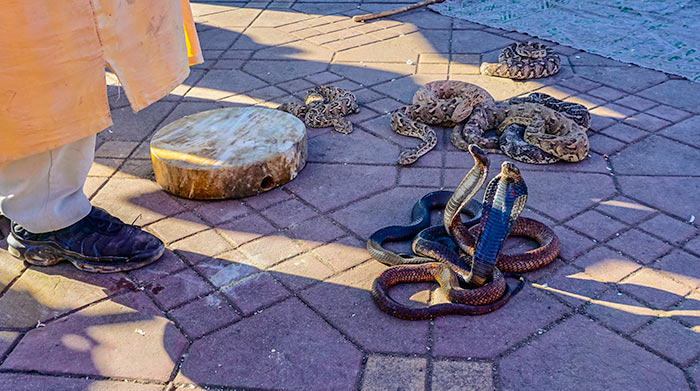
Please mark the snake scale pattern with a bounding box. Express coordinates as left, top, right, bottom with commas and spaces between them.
451, 92, 591, 164
278, 85, 359, 134
369, 145, 560, 319
480, 42, 561, 79
391, 80, 494, 165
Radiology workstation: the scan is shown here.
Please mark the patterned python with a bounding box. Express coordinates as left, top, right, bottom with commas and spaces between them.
391, 80, 494, 165
370, 145, 560, 319
278, 85, 359, 134
451, 93, 591, 164
480, 42, 561, 79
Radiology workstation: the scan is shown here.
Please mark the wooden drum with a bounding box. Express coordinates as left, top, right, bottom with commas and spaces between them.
150, 107, 307, 199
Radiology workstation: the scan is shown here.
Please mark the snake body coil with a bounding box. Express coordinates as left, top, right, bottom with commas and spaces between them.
369, 145, 560, 319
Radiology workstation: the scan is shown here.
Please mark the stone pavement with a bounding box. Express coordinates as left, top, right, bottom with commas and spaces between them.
1, 1, 699, 390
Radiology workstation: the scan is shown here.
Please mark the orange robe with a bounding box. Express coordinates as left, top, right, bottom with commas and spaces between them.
0, 0, 203, 163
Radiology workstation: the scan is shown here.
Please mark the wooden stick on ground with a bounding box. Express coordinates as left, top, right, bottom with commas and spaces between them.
352, 0, 445, 23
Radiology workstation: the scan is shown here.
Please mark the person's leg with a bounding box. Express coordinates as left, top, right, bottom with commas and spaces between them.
1, 135, 164, 273
0, 135, 95, 233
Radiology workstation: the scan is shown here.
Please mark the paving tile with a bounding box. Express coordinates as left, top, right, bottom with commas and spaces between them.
128, 250, 189, 284
171, 229, 233, 264
194, 250, 258, 288
99, 102, 177, 142
588, 133, 626, 155
623, 112, 672, 132
312, 236, 370, 273
364, 97, 404, 114
451, 30, 514, 54
301, 261, 431, 354
573, 66, 668, 93
646, 105, 692, 123
150, 268, 213, 310
95, 141, 139, 159
0, 250, 25, 291
638, 214, 697, 244
588, 86, 626, 101
0, 331, 19, 357
613, 135, 700, 176
557, 76, 602, 93
431, 361, 493, 391
0, 374, 163, 391
360, 355, 427, 391
594, 196, 656, 224
619, 176, 699, 222
432, 286, 569, 358
590, 102, 636, 120
193, 199, 249, 225
585, 290, 655, 334
540, 265, 610, 307
565, 210, 628, 241
243, 187, 293, 210
634, 318, 700, 365
658, 115, 700, 148
286, 216, 347, 251
269, 253, 334, 291
569, 52, 629, 67
515, 172, 616, 222
286, 163, 396, 213
588, 113, 618, 132
673, 291, 700, 327
145, 212, 209, 245
244, 60, 328, 84
552, 226, 596, 262
259, 198, 317, 229
169, 293, 240, 339
652, 250, 700, 290
329, 62, 415, 86
399, 167, 442, 187
237, 234, 304, 269
685, 235, 700, 255
0, 264, 128, 329
619, 268, 690, 309
329, 187, 428, 239
607, 229, 672, 264
186, 69, 267, 100
573, 247, 640, 283
638, 79, 700, 114
216, 213, 277, 248
2, 292, 187, 381
499, 315, 688, 390
177, 298, 361, 389
614, 95, 658, 111
91, 178, 185, 226
599, 122, 647, 143
307, 129, 400, 165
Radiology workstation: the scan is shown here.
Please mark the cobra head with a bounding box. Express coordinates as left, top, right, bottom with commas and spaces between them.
468, 144, 489, 167
499, 161, 522, 180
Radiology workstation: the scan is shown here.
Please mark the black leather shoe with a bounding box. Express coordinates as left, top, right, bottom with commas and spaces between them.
7, 207, 164, 273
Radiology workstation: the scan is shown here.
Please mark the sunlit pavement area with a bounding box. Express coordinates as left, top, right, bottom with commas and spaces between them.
1, 1, 699, 389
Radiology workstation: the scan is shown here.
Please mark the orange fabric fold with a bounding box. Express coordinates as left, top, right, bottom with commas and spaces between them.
0, 0, 203, 164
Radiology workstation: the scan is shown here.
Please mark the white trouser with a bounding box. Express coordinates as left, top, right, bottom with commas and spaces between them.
0, 135, 95, 233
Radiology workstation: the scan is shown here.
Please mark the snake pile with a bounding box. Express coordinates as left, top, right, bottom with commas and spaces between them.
452, 92, 591, 164
391, 80, 494, 165
391, 79, 591, 165
368, 145, 561, 320
480, 42, 561, 79
278, 85, 359, 134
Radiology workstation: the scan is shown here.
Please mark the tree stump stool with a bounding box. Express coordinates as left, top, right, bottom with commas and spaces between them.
150, 107, 307, 199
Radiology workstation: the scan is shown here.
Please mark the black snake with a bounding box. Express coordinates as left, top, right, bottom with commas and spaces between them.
369, 145, 560, 319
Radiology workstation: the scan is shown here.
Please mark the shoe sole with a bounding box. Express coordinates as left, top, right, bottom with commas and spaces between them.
7, 234, 164, 273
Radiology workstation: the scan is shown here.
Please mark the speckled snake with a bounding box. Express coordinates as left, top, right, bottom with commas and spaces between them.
278, 85, 359, 134
480, 42, 561, 80
369, 145, 560, 319
451, 93, 591, 164
391, 80, 494, 165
